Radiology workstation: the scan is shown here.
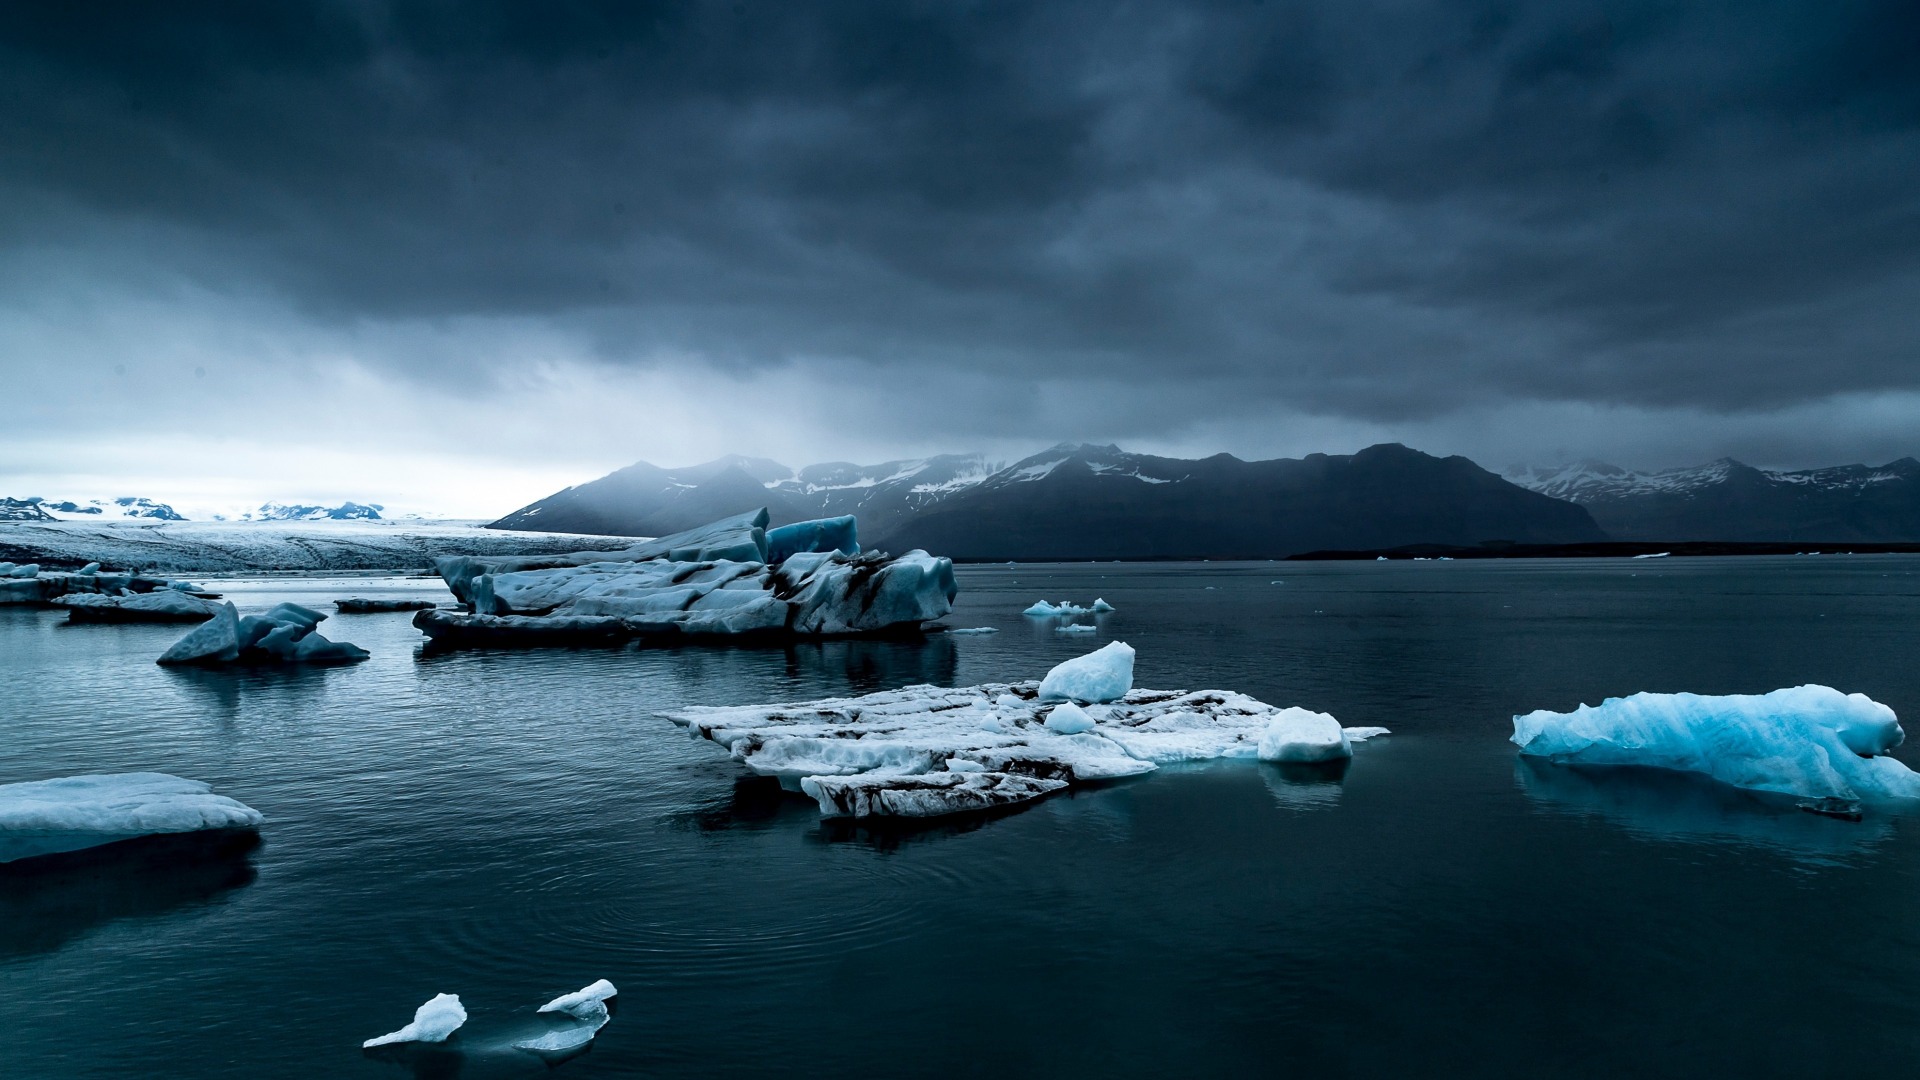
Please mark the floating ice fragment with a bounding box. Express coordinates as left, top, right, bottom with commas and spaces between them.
946, 626, 999, 635
516, 1000, 608, 1055
1632, 552, 1671, 559
1055, 624, 1097, 633
364, 993, 466, 1048
1024, 600, 1088, 617
1257, 709, 1351, 763
1045, 702, 1097, 735
538, 979, 617, 1016
78, 561, 101, 575
1512, 685, 1920, 802
0, 772, 263, 863
1038, 641, 1134, 703
1091, 598, 1115, 612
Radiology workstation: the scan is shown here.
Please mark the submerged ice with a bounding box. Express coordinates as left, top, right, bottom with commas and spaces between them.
670, 645, 1386, 819
0, 773, 263, 863
1512, 685, 1920, 802
517, 979, 618, 1057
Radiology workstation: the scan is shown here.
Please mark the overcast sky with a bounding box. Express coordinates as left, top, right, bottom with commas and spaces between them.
3, 1, 1918, 516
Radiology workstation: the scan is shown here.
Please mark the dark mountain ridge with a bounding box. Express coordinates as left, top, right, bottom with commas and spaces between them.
490, 442, 1605, 559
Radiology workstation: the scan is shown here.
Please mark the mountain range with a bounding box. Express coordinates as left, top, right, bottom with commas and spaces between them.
1505, 458, 1920, 542
0, 497, 387, 523
489, 443, 1607, 558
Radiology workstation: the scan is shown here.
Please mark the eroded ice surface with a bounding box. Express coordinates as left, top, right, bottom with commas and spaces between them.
1038, 640, 1135, 703
363, 994, 467, 1048
0, 773, 263, 863
54, 589, 223, 623
424, 511, 955, 643
1257, 709, 1352, 763
669, 672, 1386, 819
157, 601, 370, 666
1512, 685, 1920, 801
1023, 599, 1112, 617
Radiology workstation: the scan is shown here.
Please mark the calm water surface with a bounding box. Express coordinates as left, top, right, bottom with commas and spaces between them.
4, 557, 1920, 1077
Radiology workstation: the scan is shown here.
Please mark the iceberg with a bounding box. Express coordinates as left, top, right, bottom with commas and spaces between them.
363, 993, 466, 1048
1037, 641, 1135, 703
418, 511, 956, 647
334, 597, 437, 613
669, 651, 1386, 819
434, 509, 774, 607
0, 773, 263, 864
7, 563, 40, 578
54, 589, 224, 623
1512, 685, 1920, 802
1091, 597, 1115, 612
157, 602, 370, 666
1024, 600, 1093, 617
538, 979, 617, 1015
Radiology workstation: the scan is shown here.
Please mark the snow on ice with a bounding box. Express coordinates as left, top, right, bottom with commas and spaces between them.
0, 773, 263, 864
668, 645, 1386, 819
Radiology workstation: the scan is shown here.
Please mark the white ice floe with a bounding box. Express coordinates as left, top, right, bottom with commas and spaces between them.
1038, 640, 1135, 703
0, 772, 263, 863
364, 994, 467, 1048
1055, 624, 1098, 634
1631, 552, 1672, 559
945, 627, 999, 635
1025, 597, 1112, 619
669, 656, 1386, 819
422, 510, 954, 644
157, 601, 370, 666
1512, 685, 1920, 802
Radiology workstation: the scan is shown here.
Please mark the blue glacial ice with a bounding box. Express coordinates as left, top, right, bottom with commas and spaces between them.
363, 993, 467, 1048
1038, 640, 1135, 703
0, 773, 263, 864
157, 601, 370, 666
1512, 685, 1920, 801
765, 514, 858, 563
1257, 709, 1353, 763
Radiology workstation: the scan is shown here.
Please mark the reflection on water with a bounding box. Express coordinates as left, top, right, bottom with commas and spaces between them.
1261, 760, 1348, 810
0, 831, 260, 959
1514, 756, 1893, 860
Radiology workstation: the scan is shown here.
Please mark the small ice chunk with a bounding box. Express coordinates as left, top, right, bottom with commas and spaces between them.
1343, 726, 1391, 742
1091, 598, 1115, 612
1045, 702, 1097, 735
363, 993, 466, 1048
1257, 708, 1352, 763
1038, 640, 1135, 703
945, 757, 987, 772
79, 562, 101, 575
1055, 624, 1097, 634
538, 979, 617, 1017
516, 1000, 609, 1055
9, 563, 41, 578
946, 626, 998, 634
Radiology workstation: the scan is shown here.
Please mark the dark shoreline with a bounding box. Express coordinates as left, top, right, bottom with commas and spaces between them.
1286, 540, 1920, 561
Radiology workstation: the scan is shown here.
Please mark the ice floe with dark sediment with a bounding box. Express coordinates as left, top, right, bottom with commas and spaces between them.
669, 643, 1386, 819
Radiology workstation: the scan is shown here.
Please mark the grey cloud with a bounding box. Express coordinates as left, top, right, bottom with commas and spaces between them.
1, 0, 1918, 466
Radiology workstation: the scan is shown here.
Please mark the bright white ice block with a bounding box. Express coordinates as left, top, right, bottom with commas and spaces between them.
1038, 641, 1135, 703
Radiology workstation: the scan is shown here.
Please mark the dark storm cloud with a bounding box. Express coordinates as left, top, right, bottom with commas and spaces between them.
2, 0, 1918, 431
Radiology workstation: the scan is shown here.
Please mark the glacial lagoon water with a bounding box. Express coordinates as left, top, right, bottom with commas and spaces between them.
5, 556, 1920, 1077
